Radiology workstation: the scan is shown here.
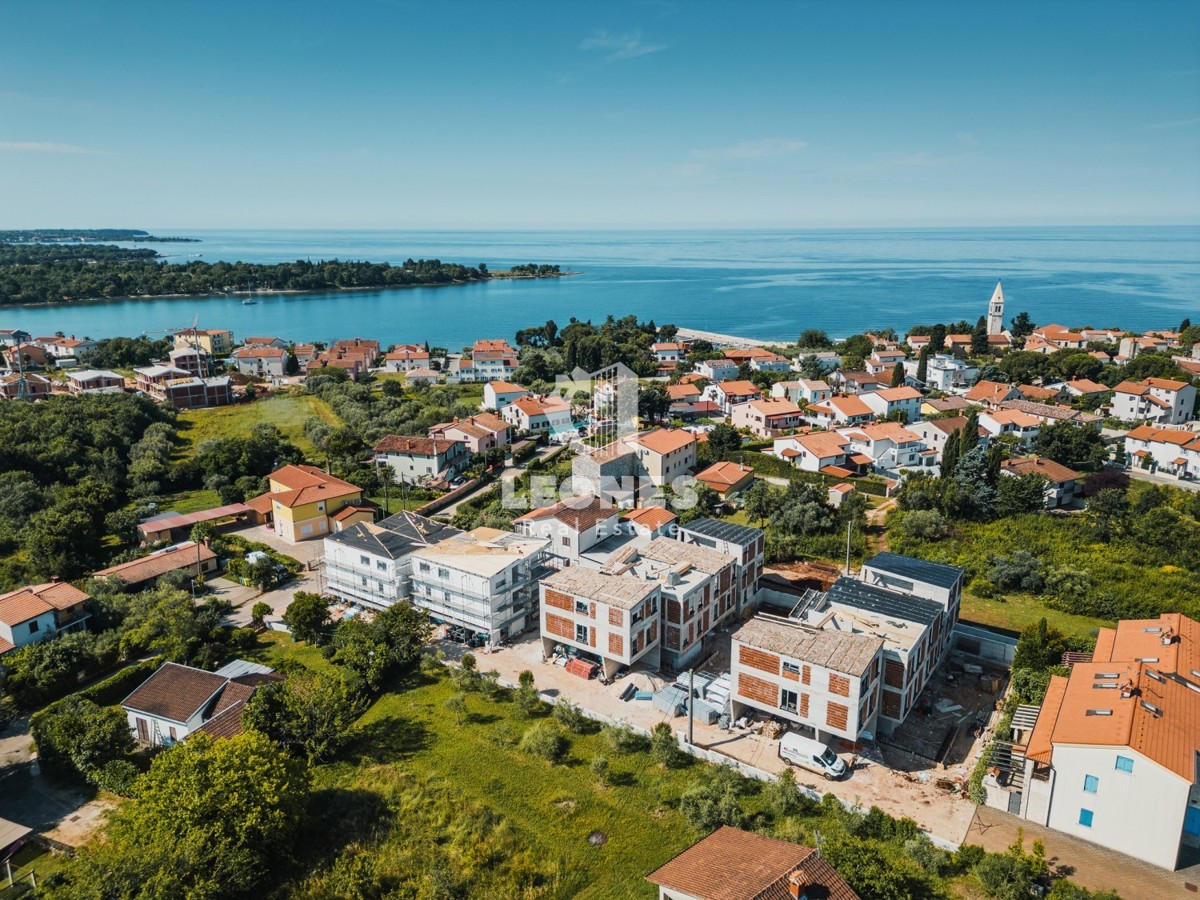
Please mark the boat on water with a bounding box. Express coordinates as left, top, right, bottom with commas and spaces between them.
242, 298, 257, 305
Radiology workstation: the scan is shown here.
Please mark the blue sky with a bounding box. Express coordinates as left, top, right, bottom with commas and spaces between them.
2, 0, 1198, 229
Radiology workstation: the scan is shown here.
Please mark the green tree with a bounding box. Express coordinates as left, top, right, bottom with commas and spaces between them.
1086, 487, 1129, 541
250, 601, 272, 627
915, 346, 929, 384
45, 731, 309, 900
30, 696, 134, 787
282, 591, 330, 645
444, 692, 468, 726
890, 362, 904, 387
243, 670, 366, 762
743, 480, 773, 526
797, 329, 832, 349
706, 422, 742, 460
678, 766, 744, 829
996, 473, 1047, 517
515, 669, 541, 717
650, 721, 686, 769
1031, 421, 1107, 472
1010, 311, 1035, 339
971, 315, 989, 356
519, 721, 567, 763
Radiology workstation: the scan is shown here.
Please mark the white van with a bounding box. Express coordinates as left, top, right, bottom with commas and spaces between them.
778, 732, 847, 780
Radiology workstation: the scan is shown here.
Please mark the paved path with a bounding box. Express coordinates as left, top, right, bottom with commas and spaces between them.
967, 805, 1200, 898
1126, 467, 1200, 493
436, 444, 563, 517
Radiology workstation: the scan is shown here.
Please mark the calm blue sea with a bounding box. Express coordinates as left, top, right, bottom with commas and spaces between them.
4, 227, 1198, 347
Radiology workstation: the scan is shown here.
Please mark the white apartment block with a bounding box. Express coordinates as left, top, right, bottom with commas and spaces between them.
408, 527, 550, 643
1111, 378, 1196, 425
859, 386, 923, 422
1124, 425, 1200, 479
836, 422, 933, 472
540, 566, 661, 679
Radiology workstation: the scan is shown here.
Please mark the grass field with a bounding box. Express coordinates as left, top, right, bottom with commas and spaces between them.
152, 488, 223, 515
244, 632, 730, 898
174, 393, 340, 459
958, 591, 1113, 640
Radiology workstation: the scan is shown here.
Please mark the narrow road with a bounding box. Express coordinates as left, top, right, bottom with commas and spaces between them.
865, 497, 897, 555
436, 444, 563, 517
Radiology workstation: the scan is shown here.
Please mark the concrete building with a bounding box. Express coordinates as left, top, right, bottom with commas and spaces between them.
373, 435, 471, 485
322, 512, 461, 610
1018, 614, 1200, 870
909, 416, 988, 464
246, 465, 370, 543
0, 582, 92, 656
705, 380, 762, 416
677, 517, 765, 612
229, 345, 287, 379
501, 395, 574, 440
383, 344, 431, 372
634, 429, 698, 486
772, 431, 854, 474
836, 421, 933, 472
694, 358, 739, 382
999, 456, 1084, 508
987, 280, 1005, 335
174, 328, 232, 356
408, 527, 550, 643
692, 461, 755, 500
1111, 378, 1196, 425
859, 386, 923, 423
66, 369, 125, 395
539, 566, 661, 679
803, 395, 874, 428
731, 615, 884, 744
428, 413, 510, 454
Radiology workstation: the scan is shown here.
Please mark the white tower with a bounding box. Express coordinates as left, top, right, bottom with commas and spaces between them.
987, 280, 1005, 335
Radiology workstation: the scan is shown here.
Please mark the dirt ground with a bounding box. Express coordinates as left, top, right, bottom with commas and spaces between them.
444, 629, 984, 846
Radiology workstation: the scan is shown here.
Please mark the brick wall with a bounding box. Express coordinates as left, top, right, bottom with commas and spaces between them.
826, 702, 849, 731
609, 633, 623, 655
737, 645, 780, 674
544, 589, 573, 611
737, 671, 777, 706
885, 658, 905, 688
828, 673, 850, 697
882, 689, 901, 718
608, 607, 623, 626
545, 613, 573, 640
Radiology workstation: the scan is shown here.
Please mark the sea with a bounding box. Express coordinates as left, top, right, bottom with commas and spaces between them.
4, 227, 1198, 347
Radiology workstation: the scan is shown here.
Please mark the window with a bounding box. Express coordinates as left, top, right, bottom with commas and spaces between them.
780, 689, 798, 713
782, 661, 801, 675
376, 561, 387, 571
575, 600, 589, 615
1078, 809, 1094, 828
437, 568, 449, 579
575, 623, 588, 644
29, 620, 39, 634
419, 562, 430, 573
1083, 775, 1098, 794
562, 536, 571, 547
1115, 755, 1134, 773
360, 555, 370, 565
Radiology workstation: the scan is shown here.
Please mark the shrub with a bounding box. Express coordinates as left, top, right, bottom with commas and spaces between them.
590, 755, 610, 785
901, 508, 948, 540
514, 670, 542, 717
679, 766, 744, 830
601, 723, 647, 753
250, 601, 272, 626
650, 722, 686, 769
551, 699, 591, 734
989, 550, 1045, 593
765, 767, 814, 817
518, 721, 567, 763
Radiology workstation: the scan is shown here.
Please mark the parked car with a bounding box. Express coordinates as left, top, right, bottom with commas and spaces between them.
778, 732, 847, 780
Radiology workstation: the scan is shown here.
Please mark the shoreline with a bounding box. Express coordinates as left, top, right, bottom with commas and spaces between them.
674, 326, 794, 348
0, 271, 579, 310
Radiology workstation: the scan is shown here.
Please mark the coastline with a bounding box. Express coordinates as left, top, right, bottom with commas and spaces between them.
674, 326, 793, 348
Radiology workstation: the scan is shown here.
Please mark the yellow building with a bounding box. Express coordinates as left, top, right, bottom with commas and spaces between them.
174, 328, 233, 356
247, 464, 372, 542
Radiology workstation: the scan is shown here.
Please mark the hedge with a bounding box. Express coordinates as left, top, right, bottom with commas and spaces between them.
74, 657, 163, 708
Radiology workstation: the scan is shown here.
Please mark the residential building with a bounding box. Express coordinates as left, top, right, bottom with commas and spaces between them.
33, 335, 96, 359
789, 350, 842, 373
483, 380, 530, 411
322, 512, 461, 610
650, 341, 688, 365
921, 395, 970, 417
291, 343, 318, 365
705, 380, 762, 416
0, 329, 31, 347
804, 394, 874, 428
501, 394, 575, 440
694, 358, 739, 382
909, 417, 987, 463
945, 333, 972, 355
3, 343, 50, 370
404, 367, 439, 385
134, 365, 233, 409
1124, 424, 1200, 479
773, 430, 854, 474
866, 349, 907, 377
692, 461, 755, 500
830, 370, 886, 395
1019, 614, 1200, 870
65, 369, 125, 395
174, 328, 233, 356
1111, 378, 1196, 425
999, 456, 1084, 508
601, 536, 736, 670
748, 351, 792, 374
667, 383, 702, 404
730, 397, 804, 437
906, 354, 978, 392
678, 517, 765, 611
1062, 379, 1110, 399
965, 380, 1022, 407
428, 413, 510, 454
1034, 324, 1087, 350
634, 428, 698, 486
136, 503, 253, 545
167, 347, 209, 378
373, 435, 471, 484
1017, 383, 1062, 403
622, 505, 677, 538
514, 494, 621, 565
646, 826, 860, 900
94, 541, 219, 590
0, 372, 52, 401
383, 344, 431, 372
229, 345, 288, 378
979, 409, 1043, 445
837, 421, 932, 472
731, 614, 884, 744
246, 465, 370, 542
1119, 334, 1172, 360
859, 385, 923, 422
408, 527, 550, 643
464, 338, 519, 382
242, 336, 287, 349
121, 660, 279, 746
996, 399, 1103, 427
540, 566, 661, 679
772, 378, 831, 405
0, 582, 91, 656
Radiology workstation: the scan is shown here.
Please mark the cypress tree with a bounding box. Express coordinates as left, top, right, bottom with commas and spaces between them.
890, 362, 904, 387
960, 410, 980, 454
916, 347, 929, 384
942, 433, 960, 480
971, 316, 989, 356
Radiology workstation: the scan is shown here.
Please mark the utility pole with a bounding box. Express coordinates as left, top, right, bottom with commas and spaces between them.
687, 668, 695, 745
844, 517, 852, 576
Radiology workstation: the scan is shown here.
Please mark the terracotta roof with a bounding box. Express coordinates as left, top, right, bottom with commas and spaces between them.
695, 461, 755, 489
122, 662, 230, 723
623, 506, 677, 530
1018, 384, 1059, 401
243, 336, 283, 345
513, 494, 617, 531
487, 380, 526, 393
636, 428, 697, 455
231, 346, 286, 359
374, 435, 459, 457
245, 493, 275, 515
1113, 381, 1149, 396
95, 542, 217, 584
510, 395, 570, 417
667, 384, 701, 401
717, 380, 762, 397
1000, 456, 1080, 484
1143, 377, 1189, 391
263, 464, 361, 508
0, 591, 54, 628
646, 826, 859, 900
0, 581, 90, 613
872, 386, 922, 402
825, 395, 872, 418
747, 398, 802, 418
793, 431, 851, 459
965, 380, 1016, 404
923, 396, 969, 412
983, 409, 1042, 428
1125, 425, 1200, 449
997, 399, 1102, 424
1065, 379, 1108, 394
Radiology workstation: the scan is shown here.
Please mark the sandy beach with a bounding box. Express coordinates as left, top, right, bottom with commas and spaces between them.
675, 326, 792, 348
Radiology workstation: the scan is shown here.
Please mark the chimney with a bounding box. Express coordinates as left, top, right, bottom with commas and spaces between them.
1161, 627, 1174, 646
787, 868, 809, 899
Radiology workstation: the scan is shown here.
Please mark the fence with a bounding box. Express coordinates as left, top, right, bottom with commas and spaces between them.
415, 474, 491, 516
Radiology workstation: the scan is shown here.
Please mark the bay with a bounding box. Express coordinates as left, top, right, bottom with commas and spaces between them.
3, 227, 1197, 347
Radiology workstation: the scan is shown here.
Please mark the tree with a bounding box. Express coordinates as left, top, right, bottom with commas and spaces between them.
743, 480, 773, 526
30, 696, 134, 787
285, 350, 300, 376
282, 591, 330, 645
998, 350, 1050, 385
552, 699, 590, 733
1031, 422, 1107, 472
515, 670, 541, 717
915, 346, 929, 384
637, 382, 670, 422
1010, 311, 1035, 339
650, 722, 685, 769
797, 329, 832, 349
519, 721, 567, 763
250, 601, 272, 627
444, 692, 468, 726
330, 618, 389, 690
243, 670, 366, 762
677, 484, 719, 525
679, 766, 744, 830
890, 362, 904, 387
929, 323, 947, 353
1086, 487, 1130, 541
706, 423, 742, 461
771, 482, 836, 536
45, 731, 309, 900
990, 551, 1045, 593
765, 766, 812, 816
971, 316, 989, 356
996, 473, 1047, 517
900, 508, 948, 540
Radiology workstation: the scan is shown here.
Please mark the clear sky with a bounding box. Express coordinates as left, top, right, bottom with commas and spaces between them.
2, 0, 1198, 229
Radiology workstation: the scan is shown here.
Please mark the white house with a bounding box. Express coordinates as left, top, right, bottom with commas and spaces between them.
730, 397, 804, 438
704, 380, 762, 416
790, 351, 841, 374
1124, 424, 1200, 479
909, 417, 987, 463
650, 341, 688, 365
383, 344, 431, 372
121, 661, 276, 746
0, 588, 60, 656
999, 456, 1084, 508
979, 409, 1042, 445
373, 435, 471, 484
836, 422, 932, 472
694, 358, 739, 382
748, 352, 792, 374
907, 354, 979, 392
859, 386, 923, 422
408, 527, 550, 643
772, 378, 831, 405
804, 395, 874, 428
1019, 614, 1200, 870
866, 349, 907, 377
229, 345, 287, 379
514, 495, 621, 565
501, 395, 575, 440
483, 380, 530, 410
1111, 378, 1196, 425
773, 431, 853, 474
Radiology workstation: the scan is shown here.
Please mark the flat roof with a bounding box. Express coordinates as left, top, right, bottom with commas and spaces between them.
733, 615, 882, 676
680, 517, 763, 547
824, 576, 942, 626
864, 551, 963, 590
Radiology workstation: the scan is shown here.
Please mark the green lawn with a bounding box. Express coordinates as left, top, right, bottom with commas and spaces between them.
174, 393, 340, 459
243, 633, 725, 898
152, 488, 223, 515
0, 845, 63, 899
959, 591, 1113, 640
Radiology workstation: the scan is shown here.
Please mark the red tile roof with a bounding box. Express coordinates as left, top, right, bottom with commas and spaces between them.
1000, 456, 1080, 484
95, 542, 217, 585
262, 465, 362, 508
122, 662, 229, 723
636, 428, 698, 455
623, 506, 677, 530
695, 461, 755, 490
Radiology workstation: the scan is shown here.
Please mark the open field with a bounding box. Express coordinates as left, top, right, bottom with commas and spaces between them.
174, 393, 340, 459
152, 487, 222, 515
958, 592, 1112, 640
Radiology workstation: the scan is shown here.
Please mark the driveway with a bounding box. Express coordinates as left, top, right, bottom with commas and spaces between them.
223, 569, 320, 626
225, 522, 325, 564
